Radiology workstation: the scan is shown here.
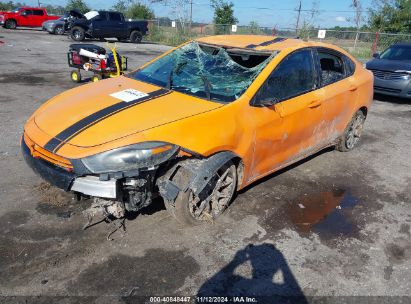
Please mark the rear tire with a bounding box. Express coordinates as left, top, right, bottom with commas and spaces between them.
70, 26, 85, 41
70, 70, 81, 83
171, 161, 237, 226
336, 110, 366, 152
5, 19, 17, 29
130, 30, 142, 43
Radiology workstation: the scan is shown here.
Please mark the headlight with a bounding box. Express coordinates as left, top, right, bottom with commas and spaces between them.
81, 142, 178, 173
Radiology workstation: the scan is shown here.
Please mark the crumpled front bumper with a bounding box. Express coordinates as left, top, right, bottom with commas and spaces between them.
21, 137, 75, 191
22, 136, 125, 199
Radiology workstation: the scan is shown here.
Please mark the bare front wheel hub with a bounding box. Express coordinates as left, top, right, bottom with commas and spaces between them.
189, 163, 237, 221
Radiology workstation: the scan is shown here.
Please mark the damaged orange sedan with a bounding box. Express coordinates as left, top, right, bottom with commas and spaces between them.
22, 35, 373, 225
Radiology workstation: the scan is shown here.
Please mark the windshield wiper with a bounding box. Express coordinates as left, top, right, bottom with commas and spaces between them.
200, 74, 212, 100
167, 61, 187, 90
166, 69, 174, 90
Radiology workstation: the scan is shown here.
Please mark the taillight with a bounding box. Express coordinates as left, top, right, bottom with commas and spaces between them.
72, 52, 81, 65
100, 59, 107, 70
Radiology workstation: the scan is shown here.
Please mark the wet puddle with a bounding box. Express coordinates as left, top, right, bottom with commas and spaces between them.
287, 190, 359, 239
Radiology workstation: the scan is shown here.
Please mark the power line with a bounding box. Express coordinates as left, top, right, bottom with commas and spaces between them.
191, 2, 367, 13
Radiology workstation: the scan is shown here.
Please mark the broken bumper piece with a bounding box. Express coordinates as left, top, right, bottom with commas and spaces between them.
71, 176, 117, 199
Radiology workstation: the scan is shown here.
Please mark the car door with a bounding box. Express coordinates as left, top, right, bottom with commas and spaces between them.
18, 9, 32, 26
90, 12, 109, 38
314, 48, 356, 144
248, 48, 325, 181
31, 9, 45, 27
107, 12, 127, 38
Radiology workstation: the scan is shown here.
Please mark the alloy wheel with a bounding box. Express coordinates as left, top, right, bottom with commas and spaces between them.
346, 114, 364, 149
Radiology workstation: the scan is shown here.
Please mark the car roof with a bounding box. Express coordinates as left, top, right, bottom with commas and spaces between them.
195, 35, 346, 53
19, 7, 44, 9
393, 42, 411, 47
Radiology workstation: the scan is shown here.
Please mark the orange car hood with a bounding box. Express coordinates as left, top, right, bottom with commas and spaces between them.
33, 76, 222, 148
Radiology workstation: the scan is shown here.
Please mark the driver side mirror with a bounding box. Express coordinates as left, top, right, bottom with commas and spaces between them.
372, 52, 380, 58
20, 11, 27, 16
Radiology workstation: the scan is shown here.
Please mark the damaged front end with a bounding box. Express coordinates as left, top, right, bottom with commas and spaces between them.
70, 142, 179, 219
22, 137, 182, 223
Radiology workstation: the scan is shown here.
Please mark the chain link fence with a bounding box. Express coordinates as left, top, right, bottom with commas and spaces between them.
145, 20, 411, 61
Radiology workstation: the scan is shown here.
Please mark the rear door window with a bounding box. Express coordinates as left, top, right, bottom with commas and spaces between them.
108, 12, 122, 22
317, 50, 345, 86
256, 49, 316, 103
344, 56, 356, 76
32, 10, 44, 16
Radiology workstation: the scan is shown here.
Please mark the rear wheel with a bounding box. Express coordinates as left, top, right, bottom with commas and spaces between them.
336, 110, 366, 152
171, 161, 237, 226
54, 25, 64, 35
70, 70, 81, 83
70, 26, 85, 41
5, 19, 17, 29
130, 30, 142, 43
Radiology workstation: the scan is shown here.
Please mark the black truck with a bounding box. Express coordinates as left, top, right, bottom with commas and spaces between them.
69, 10, 148, 43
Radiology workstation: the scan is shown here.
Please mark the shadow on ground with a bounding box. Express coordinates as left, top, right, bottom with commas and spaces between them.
374, 93, 411, 104
197, 243, 307, 304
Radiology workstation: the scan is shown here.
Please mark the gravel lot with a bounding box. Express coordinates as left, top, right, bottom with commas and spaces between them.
0, 28, 410, 303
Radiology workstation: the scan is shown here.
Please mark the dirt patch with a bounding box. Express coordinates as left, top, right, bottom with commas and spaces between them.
385, 239, 411, 264
0, 95, 13, 103
399, 223, 410, 236
35, 182, 90, 218
0, 74, 46, 85
384, 265, 393, 280
67, 249, 200, 296
0, 236, 57, 285
0, 210, 30, 230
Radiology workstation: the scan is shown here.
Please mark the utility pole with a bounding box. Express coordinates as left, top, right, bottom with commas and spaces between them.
38, 0, 41, 7
189, 0, 193, 33
295, 0, 301, 35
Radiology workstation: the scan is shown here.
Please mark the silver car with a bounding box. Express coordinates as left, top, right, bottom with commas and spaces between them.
42, 14, 68, 35
365, 42, 411, 99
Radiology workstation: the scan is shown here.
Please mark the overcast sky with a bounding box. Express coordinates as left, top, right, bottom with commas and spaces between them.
29, 0, 374, 28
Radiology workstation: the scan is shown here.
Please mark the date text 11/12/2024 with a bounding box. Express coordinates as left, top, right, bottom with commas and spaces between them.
149, 296, 258, 303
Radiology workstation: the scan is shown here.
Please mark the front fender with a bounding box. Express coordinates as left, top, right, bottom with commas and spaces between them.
157, 151, 238, 203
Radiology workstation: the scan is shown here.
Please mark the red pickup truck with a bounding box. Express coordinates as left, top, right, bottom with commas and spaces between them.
0, 7, 60, 29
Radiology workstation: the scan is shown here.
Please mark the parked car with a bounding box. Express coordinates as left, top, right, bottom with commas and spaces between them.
68, 10, 148, 43
365, 42, 411, 99
22, 36, 373, 226
0, 7, 60, 29
42, 12, 70, 35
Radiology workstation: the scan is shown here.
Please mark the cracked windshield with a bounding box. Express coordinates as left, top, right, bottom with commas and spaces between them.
129, 42, 276, 102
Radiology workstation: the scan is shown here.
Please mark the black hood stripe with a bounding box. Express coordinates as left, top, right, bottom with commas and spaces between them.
246, 37, 287, 49
44, 88, 171, 153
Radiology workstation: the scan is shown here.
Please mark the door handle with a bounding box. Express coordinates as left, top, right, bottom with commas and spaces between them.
308, 99, 322, 108
349, 85, 358, 91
